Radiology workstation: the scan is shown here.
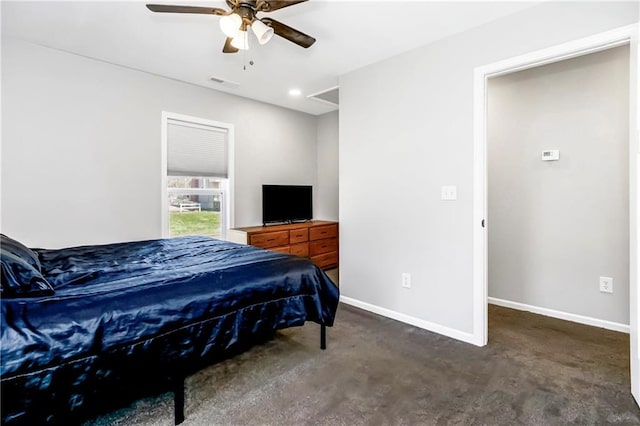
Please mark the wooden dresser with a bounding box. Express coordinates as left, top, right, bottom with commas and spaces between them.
228, 221, 338, 270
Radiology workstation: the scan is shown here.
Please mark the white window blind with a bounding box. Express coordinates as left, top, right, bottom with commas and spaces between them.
167, 119, 228, 178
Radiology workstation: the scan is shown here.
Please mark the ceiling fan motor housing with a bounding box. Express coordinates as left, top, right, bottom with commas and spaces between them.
236, 4, 256, 24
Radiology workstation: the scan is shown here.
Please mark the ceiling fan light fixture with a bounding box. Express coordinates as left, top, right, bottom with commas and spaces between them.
251, 19, 274, 45
230, 29, 249, 50
219, 13, 242, 38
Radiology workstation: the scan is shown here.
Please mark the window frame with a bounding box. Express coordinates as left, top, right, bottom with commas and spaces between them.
161, 111, 234, 239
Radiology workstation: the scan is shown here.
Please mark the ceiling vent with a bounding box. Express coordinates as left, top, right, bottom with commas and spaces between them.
307, 86, 339, 106
209, 76, 240, 89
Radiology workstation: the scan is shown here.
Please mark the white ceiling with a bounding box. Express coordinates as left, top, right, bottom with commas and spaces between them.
2, 1, 538, 115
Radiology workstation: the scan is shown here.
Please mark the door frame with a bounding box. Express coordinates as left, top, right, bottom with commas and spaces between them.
472, 23, 639, 401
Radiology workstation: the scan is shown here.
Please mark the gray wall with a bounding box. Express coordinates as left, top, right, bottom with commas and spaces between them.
339, 1, 638, 336
488, 46, 630, 325
316, 111, 339, 221
2, 38, 333, 248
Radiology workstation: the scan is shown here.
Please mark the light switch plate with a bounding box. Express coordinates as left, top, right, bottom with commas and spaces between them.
441, 186, 457, 201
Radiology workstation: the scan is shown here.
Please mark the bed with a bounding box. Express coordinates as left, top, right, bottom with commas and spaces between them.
0, 234, 339, 425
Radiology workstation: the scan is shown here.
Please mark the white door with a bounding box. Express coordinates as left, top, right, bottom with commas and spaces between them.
631, 24, 639, 406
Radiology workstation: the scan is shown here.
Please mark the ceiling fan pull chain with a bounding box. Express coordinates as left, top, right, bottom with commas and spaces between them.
242, 42, 255, 70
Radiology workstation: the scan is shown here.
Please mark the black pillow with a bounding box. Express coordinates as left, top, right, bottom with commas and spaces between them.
1, 251, 54, 298
0, 234, 42, 272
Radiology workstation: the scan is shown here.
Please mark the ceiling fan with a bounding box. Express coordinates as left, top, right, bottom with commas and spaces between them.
146, 0, 316, 53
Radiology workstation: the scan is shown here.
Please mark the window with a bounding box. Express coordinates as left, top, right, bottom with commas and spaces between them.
162, 112, 234, 239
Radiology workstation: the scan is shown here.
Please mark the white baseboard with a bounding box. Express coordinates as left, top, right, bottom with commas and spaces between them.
340, 296, 478, 345
488, 297, 630, 334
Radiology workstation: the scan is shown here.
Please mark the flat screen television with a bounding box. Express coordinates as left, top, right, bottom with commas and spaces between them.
262, 185, 313, 225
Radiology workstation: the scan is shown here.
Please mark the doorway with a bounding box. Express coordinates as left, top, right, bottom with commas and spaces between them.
472, 24, 639, 402
487, 45, 630, 330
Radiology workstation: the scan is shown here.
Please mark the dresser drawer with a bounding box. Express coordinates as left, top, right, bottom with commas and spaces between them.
310, 251, 338, 269
290, 243, 309, 257
250, 231, 289, 248
289, 228, 309, 244
309, 238, 337, 256
309, 224, 337, 241
270, 246, 290, 254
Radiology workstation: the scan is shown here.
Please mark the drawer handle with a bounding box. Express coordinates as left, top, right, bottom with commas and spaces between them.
267, 238, 275, 242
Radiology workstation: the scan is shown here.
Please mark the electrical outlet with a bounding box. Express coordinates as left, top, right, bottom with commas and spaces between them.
441, 186, 457, 201
402, 273, 411, 289
599, 276, 613, 294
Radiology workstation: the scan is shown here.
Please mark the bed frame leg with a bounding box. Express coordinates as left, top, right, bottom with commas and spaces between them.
174, 377, 185, 425
320, 324, 326, 350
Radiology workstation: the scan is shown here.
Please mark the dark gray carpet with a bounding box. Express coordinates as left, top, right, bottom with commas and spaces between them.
86, 303, 639, 425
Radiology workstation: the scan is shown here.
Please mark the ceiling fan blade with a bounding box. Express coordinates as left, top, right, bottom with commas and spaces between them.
146, 4, 227, 15
223, 37, 239, 53
258, 0, 308, 12
260, 18, 315, 48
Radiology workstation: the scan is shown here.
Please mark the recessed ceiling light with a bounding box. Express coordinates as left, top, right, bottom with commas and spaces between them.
289, 89, 302, 96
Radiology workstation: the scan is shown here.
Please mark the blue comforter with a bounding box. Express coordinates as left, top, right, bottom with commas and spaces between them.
1, 236, 339, 424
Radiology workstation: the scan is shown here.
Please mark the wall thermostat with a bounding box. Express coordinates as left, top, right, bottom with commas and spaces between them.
541, 150, 560, 161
